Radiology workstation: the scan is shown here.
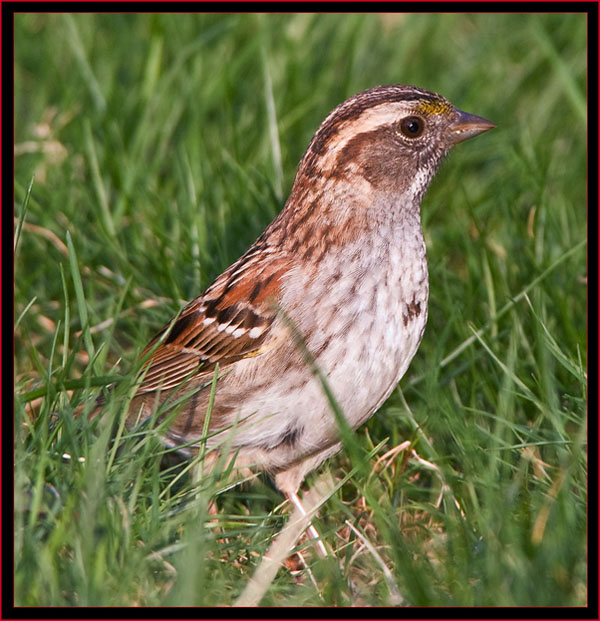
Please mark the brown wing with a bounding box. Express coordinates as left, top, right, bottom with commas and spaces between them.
136, 248, 289, 394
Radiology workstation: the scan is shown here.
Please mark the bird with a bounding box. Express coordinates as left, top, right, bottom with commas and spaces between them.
118, 85, 493, 553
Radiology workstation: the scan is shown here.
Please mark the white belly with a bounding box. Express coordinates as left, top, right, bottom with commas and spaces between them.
223, 221, 429, 459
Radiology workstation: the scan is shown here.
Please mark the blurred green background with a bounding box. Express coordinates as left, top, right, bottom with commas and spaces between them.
15, 13, 587, 607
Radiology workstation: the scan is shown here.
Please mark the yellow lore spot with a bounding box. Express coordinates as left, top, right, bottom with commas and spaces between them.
414, 99, 453, 116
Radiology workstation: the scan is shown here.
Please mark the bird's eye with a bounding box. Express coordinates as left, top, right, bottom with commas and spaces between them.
399, 116, 425, 138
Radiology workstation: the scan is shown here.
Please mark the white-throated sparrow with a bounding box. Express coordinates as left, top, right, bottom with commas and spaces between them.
108, 85, 493, 553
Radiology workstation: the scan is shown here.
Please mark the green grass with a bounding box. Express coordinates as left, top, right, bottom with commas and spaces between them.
14, 12, 587, 607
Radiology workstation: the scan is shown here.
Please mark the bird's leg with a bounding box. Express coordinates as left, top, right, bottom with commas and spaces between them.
286, 491, 328, 558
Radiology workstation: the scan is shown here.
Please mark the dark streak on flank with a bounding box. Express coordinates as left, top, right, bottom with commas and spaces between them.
402, 296, 422, 326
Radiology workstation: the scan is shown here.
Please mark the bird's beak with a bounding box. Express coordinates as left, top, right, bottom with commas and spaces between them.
449, 109, 495, 144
